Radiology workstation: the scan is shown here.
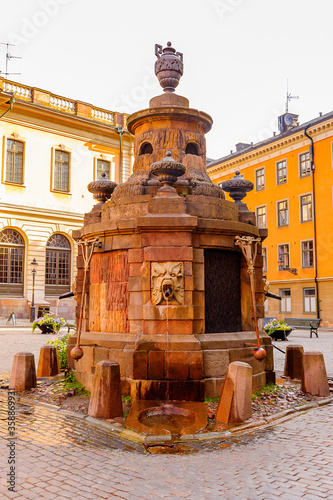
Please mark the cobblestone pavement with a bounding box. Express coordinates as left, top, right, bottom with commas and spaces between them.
272, 329, 333, 377
0, 394, 332, 500
0, 325, 67, 374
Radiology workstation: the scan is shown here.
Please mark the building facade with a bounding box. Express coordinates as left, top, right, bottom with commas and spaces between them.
208, 112, 333, 327
0, 78, 132, 320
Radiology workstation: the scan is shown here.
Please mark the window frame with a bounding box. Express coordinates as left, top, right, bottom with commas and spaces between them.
303, 287, 316, 314
45, 233, 71, 297
0, 228, 25, 297
255, 166, 265, 192
256, 205, 267, 229
279, 288, 291, 313
262, 246, 268, 273
300, 193, 313, 223
2, 134, 26, 186
299, 151, 311, 178
301, 239, 314, 268
277, 199, 289, 227
278, 243, 290, 270
51, 146, 71, 194
276, 159, 287, 185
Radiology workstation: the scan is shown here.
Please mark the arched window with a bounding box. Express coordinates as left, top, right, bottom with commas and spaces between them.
0, 229, 25, 296
185, 142, 199, 155
139, 142, 153, 155
45, 234, 71, 296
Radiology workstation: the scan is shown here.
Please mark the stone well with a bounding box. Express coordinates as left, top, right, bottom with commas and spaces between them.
70, 42, 273, 400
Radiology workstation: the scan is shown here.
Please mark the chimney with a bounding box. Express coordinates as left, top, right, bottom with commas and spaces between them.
235, 142, 251, 152
278, 113, 299, 134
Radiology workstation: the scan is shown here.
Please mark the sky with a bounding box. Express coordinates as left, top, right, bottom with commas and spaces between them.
1, 0, 333, 160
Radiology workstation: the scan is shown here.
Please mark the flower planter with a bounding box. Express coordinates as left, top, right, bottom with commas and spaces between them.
270, 328, 292, 341
37, 324, 55, 334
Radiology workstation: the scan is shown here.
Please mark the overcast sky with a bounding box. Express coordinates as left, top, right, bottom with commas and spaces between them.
1, 0, 333, 159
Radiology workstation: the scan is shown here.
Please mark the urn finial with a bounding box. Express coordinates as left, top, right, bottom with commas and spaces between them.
155, 42, 184, 93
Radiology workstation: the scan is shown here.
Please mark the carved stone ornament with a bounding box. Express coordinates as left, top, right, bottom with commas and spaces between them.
151, 262, 184, 305
150, 151, 186, 194
155, 42, 184, 93
221, 170, 254, 208
87, 172, 118, 211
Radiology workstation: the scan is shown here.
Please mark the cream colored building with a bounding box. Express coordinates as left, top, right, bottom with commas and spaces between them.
0, 78, 132, 320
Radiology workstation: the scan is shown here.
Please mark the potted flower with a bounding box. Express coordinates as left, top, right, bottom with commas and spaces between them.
32, 313, 65, 334
264, 318, 293, 341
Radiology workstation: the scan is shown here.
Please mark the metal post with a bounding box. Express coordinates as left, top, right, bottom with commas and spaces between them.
31, 270, 36, 322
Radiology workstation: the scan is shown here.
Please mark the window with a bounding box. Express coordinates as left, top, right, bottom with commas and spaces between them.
302, 240, 314, 268
277, 200, 289, 227
278, 244, 289, 269
303, 288, 316, 313
276, 160, 287, 184
300, 194, 312, 222
264, 299, 269, 314
262, 247, 267, 272
139, 142, 153, 155
0, 229, 24, 296
256, 206, 266, 228
6, 139, 24, 184
280, 289, 291, 313
54, 150, 70, 192
96, 159, 110, 179
45, 234, 71, 296
255, 167, 265, 191
185, 142, 199, 155
300, 152, 311, 178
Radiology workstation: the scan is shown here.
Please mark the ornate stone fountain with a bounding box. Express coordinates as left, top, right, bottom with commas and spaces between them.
70, 43, 273, 436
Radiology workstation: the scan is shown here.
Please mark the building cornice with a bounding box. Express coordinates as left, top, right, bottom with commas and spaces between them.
0, 202, 84, 221
208, 116, 333, 175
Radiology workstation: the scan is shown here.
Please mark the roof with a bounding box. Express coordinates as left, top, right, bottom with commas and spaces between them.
207, 110, 333, 168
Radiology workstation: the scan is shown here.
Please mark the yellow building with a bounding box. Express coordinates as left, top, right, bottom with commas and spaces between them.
208, 111, 333, 327
0, 78, 132, 320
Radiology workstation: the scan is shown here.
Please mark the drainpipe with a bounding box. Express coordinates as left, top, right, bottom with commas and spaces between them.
304, 125, 320, 320
116, 126, 124, 183
0, 97, 15, 119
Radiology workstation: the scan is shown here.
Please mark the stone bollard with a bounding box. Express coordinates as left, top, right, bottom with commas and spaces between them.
88, 360, 123, 419
284, 344, 304, 380
301, 352, 330, 397
37, 345, 60, 377
216, 361, 252, 424
9, 352, 37, 392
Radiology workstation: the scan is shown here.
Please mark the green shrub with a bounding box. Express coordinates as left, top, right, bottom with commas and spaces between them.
45, 331, 73, 370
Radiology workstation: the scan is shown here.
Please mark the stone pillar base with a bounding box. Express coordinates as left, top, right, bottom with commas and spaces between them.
301, 352, 330, 397
10, 352, 36, 392
216, 361, 252, 423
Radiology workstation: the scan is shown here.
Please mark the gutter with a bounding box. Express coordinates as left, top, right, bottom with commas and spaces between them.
0, 96, 15, 118
304, 125, 320, 320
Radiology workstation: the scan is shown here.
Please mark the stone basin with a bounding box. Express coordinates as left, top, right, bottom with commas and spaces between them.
126, 400, 207, 438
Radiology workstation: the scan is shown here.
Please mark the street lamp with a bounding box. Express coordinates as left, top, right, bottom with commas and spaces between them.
30, 258, 38, 322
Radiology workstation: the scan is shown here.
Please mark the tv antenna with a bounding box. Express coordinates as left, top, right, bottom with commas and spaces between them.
1, 43, 21, 78
285, 79, 299, 113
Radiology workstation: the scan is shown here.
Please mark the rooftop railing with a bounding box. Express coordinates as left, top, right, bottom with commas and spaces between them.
0, 78, 126, 128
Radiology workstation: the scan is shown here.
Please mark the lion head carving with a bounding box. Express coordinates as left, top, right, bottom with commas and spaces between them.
151, 262, 184, 305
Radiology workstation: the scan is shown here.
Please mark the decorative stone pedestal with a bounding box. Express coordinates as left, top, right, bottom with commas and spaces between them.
301, 352, 330, 397
10, 352, 37, 392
